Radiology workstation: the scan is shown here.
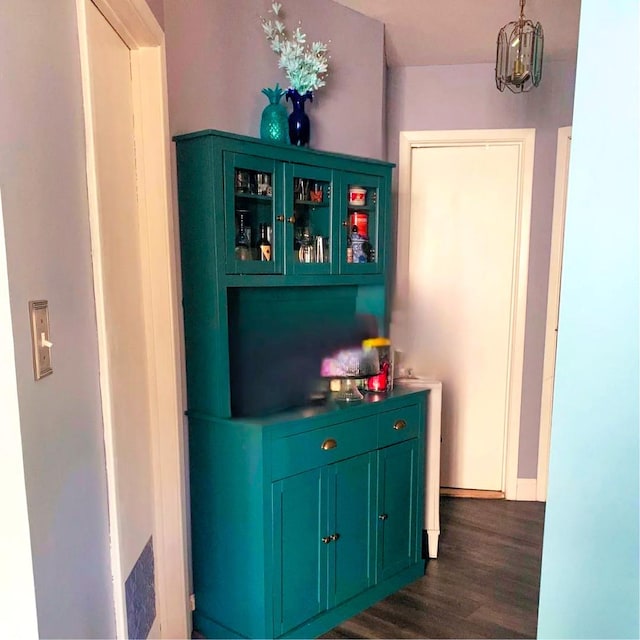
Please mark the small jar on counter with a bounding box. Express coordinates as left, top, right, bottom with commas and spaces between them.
362, 337, 393, 392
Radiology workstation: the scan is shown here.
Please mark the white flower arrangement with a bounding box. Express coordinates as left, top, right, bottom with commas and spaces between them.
261, 1, 329, 95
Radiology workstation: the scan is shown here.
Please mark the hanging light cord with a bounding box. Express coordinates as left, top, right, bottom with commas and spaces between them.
519, 0, 526, 23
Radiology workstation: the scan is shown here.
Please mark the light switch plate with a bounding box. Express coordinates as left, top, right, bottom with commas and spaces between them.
29, 300, 53, 380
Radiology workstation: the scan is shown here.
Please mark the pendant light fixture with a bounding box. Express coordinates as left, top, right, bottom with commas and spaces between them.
495, 0, 544, 93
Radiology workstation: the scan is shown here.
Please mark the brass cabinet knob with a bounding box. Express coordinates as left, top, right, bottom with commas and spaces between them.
330, 533, 340, 541
276, 215, 285, 222
393, 419, 407, 431
321, 438, 337, 450
321, 536, 332, 544
378, 513, 388, 521
287, 216, 296, 224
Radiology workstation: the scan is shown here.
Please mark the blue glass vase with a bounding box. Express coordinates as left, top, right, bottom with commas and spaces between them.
286, 89, 313, 146
260, 85, 289, 144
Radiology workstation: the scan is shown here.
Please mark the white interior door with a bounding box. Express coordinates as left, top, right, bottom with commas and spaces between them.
401, 141, 528, 492
85, 2, 158, 636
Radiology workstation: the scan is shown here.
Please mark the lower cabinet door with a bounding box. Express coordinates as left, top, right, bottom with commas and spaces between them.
377, 439, 419, 581
329, 452, 376, 607
272, 441, 419, 636
272, 468, 327, 637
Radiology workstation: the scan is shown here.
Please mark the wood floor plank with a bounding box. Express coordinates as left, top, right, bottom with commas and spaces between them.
321, 497, 545, 639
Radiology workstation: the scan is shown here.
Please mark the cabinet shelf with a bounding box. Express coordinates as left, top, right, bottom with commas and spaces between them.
295, 199, 330, 208
235, 191, 273, 202
221, 273, 384, 287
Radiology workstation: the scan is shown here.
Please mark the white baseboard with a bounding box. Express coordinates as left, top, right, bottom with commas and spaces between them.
516, 478, 538, 501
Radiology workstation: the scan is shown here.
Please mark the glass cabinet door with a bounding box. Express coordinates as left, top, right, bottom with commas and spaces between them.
224, 152, 282, 274
284, 164, 333, 275
339, 173, 383, 275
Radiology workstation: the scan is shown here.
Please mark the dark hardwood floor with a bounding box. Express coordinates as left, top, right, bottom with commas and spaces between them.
321, 497, 546, 639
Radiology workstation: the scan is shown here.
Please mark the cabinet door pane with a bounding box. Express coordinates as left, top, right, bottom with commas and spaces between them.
224, 152, 282, 274
377, 439, 419, 581
339, 173, 383, 275
286, 164, 333, 275
272, 469, 328, 636
330, 452, 376, 607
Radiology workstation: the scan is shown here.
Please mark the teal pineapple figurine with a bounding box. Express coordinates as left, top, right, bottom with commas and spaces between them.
260, 84, 289, 144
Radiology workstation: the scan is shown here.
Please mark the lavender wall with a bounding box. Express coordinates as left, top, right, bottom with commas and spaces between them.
164, 0, 385, 158
145, 0, 164, 29
0, 0, 114, 636
387, 60, 577, 478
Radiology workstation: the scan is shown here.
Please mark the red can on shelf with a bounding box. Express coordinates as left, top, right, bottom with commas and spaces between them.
349, 211, 369, 238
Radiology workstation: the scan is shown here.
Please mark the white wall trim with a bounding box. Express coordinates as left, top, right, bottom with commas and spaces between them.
0, 188, 39, 639
396, 129, 536, 500
76, 1, 189, 637
516, 478, 538, 502
129, 40, 191, 640
75, 3, 125, 633
537, 126, 572, 503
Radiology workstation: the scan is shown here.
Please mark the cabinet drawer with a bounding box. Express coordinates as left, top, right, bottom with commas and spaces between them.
377, 404, 420, 448
271, 416, 376, 479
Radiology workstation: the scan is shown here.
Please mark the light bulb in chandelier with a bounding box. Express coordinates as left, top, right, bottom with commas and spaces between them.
495, 0, 544, 93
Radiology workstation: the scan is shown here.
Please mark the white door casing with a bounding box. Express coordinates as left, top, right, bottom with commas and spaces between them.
537, 127, 572, 502
76, 0, 189, 637
393, 129, 535, 499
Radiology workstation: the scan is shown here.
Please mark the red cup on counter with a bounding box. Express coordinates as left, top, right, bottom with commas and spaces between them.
362, 337, 392, 393
366, 361, 389, 392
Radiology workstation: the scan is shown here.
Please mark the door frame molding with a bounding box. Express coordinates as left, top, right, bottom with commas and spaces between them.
76, 0, 189, 636
537, 126, 572, 502
395, 129, 536, 500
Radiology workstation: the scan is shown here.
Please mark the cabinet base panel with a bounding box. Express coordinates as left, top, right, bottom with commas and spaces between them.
193, 612, 245, 639
287, 563, 425, 638
194, 563, 424, 639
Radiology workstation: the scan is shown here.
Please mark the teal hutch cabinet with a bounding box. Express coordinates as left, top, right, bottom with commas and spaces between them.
174, 129, 427, 639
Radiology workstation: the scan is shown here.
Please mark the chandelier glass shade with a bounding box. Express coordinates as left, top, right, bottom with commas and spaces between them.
495, 0, 544, 93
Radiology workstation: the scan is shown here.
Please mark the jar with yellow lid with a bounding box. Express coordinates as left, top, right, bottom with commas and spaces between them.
362, 337, 392, 392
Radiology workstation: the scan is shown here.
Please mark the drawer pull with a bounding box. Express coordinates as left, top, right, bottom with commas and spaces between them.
330, 533, 340, 541
393, 419, 407, 431
321, 536, 332, 544
321, 438, 337, 451
378, 513, 388, 521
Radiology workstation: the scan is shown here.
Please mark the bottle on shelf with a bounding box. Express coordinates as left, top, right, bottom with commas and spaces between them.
258, 223, 271, 261
235, 210, 251, 261
298, 227, 315, 263
350, 225, 367, 264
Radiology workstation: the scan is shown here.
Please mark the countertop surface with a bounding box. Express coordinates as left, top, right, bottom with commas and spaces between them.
188, 386, 428, 428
